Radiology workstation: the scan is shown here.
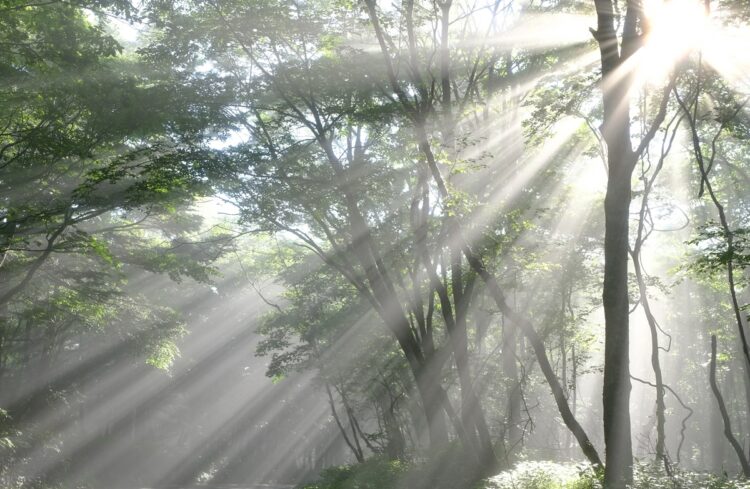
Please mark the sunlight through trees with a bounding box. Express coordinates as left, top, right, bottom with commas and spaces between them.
2, 0, 750, 488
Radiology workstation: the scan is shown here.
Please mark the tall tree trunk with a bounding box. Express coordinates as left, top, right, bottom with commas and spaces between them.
632, 253, 666, 461
320, 135, 452, 451
592, 2, 642, 485
600, 98, 635, 489
464, 251, 603, 468
501, 314, 522, 462
451, 255, 496, 469
561, 283, 571, 455
710, 393, 726, 472
571, 343, 578, 457
418, 367, 450, 448
378, 385, 406, 459
364, 0, 600, 467
629, 105, 680, 464
324, 382, 364, 463
709, 335, 750, 477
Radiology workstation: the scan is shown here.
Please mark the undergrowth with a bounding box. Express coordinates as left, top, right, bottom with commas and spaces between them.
300, 459, 750, 489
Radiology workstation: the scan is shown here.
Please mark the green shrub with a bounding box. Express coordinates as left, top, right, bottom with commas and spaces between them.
301, 458, 750, 489
479, 461, 601, 489
633, 462, 750, 489
300, 457, 408, 489
480, 461, 750, 489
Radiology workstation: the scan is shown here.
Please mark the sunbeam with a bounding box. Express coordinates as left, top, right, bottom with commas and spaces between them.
4, 1, 750, 488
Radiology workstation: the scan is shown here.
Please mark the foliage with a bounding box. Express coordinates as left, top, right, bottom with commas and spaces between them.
5, 0, 750, 486
633, 462, 750, 489
688, 223, 750, 276
480, 462, 750, 489
298, 448, 486, 489
480, 462, 601, 489
300, 457, 409, 489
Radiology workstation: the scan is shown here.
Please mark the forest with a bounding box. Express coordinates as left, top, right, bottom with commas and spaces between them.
2, 0, 750, 488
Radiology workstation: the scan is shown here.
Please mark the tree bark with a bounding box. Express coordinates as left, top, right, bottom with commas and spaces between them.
364, 0, 600, 467
320, 134, 453, 450
632, 252, 666, 461
592, 2, 641, 485
451, 258, 496, 469
324, 381, 364, 463
600, 81, 636, 489
464, 251, 603, 469
501, 314, 522, 462
709, 335, 750, 477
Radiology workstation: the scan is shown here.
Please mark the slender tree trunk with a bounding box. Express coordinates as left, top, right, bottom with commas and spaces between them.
320, 135, 453, 451
592, 2, 642, 485
364, 0, 600, 467
561, 284, 572, 455
710, 396, 725, 472
501, 314, 522, 461
378, 387, 406, 459
709, 335, 750, 477
412, 112, 602, 468
571, 343, 578, 458
408, 126, 602, 467
676, 80, 750, 432
464, 251, 603, 468
451, 251, 496, 469
632, 253, 666, 461
324, 382, 364, 463
601, 123, 635, 489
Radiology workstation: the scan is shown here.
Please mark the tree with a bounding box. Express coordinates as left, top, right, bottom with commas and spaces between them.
0, 1, 235, 484
591, 1, 676, 485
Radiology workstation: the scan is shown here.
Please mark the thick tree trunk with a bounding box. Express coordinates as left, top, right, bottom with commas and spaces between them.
377, 388, 406, 459
416, 366, 450, 448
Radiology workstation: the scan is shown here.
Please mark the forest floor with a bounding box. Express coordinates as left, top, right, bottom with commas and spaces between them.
297, 459, 750, 489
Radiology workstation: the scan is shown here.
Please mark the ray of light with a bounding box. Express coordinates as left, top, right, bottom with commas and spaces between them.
458, 116, 584, 250
152, 308, 388, 485
22, 272, 281, 484
638, 0, 712, 86
462, 13, 595, 53
703, 26, 750, 93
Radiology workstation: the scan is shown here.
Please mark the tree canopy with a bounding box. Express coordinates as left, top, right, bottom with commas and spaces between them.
3, 1, 750, 488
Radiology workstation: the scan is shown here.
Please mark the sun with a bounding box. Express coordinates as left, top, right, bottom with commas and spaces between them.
645, 0, 710, 49
637, 0, 712, 85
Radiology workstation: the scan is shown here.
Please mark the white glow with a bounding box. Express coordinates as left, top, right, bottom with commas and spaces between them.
703, 25, 750, 93
638, 0, 711, 84
194, 196, 239, 224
